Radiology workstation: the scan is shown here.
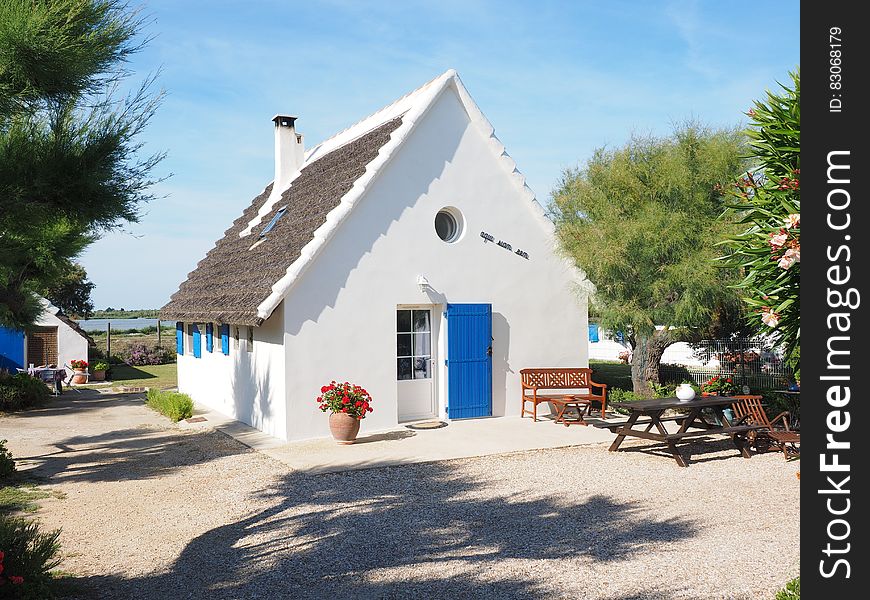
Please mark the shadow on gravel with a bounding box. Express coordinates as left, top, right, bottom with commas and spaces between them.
73, 461, 700, 600
17, 421, 250, 485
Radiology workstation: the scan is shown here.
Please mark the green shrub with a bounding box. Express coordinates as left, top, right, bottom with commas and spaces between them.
0, 373, 49, 412
145, 389, 193, 422
607, 388, 641, 415
0, 516, 62, 597
0, 440, 15, 479
775, 577, 799, 600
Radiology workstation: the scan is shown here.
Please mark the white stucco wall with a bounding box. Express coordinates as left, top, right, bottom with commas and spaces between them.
280, 84, 588, 441
33, 309, 89, 370
176, 306, 287, 439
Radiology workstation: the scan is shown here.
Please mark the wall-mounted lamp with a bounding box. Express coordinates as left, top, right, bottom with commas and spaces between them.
416, 274, 431, 293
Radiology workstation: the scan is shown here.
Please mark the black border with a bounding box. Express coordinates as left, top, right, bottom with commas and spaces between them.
802, 3, 868, 597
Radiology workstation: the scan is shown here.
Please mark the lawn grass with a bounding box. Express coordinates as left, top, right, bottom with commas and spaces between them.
80, 362, 177, 390
589, 359, 633, 391
0, 481, 64, 513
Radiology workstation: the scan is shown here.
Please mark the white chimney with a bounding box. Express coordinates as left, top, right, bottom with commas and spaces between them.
272, 115, 304, 194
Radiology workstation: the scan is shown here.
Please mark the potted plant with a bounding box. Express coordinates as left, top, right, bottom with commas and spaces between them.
316, 381, 373, 444
700, 375, 736, 396
70, 359, 89, 384
91, 361, 110, 382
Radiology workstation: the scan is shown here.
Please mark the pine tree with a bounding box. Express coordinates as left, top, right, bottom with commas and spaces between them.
0, 0, 163, 328
551, 123, 748, 396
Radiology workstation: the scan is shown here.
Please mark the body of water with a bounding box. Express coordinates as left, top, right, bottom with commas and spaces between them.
75, 318, 165, 332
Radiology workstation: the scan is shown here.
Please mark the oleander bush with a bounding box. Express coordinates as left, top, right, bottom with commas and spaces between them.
0, 373, 49, 412
775, 577, 800, 600
0, 440, 14, 479
0, 516, 62, 597
145, 389, 193, 422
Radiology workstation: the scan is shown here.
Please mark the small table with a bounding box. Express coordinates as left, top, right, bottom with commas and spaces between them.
607, 396, 766, 467
551, 396, 590, 427
27, 367, 65, 396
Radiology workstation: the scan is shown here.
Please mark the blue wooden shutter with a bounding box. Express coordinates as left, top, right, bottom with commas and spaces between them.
446, 303, 492, 418
206, 323, 214, 353
176, 322, 184, 355
192, 324, 202, 358
221, 324, 230, 355
588, 324, 599, 343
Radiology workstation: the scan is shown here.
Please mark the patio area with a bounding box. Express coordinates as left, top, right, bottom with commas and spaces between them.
182, 400, 618, 473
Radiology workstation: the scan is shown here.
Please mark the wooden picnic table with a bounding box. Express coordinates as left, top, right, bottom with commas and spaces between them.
605, 395, 766, 467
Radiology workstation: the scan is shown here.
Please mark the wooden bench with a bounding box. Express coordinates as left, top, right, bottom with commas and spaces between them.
520, 368, 607, 421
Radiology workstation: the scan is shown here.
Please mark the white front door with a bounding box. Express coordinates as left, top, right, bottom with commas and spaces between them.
397, 308, 435, 422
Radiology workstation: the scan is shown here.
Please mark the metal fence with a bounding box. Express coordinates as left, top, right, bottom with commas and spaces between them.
660, 337, 794, 391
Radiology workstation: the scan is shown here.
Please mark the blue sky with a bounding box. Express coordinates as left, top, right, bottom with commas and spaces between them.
79, 0, 800, 309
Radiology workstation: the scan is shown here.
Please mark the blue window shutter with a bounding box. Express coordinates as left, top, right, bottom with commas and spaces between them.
176, 322, 184, 355
221, 324, 230, 355
206, 323, 214, 353
588, 324, 599, 343
192, 324, 202, 358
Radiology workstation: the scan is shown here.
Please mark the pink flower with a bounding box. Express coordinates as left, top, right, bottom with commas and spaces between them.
778, 253, 797, 270
761, 308, 780, 328
768, 230, 788, 250
784, 247, 800, 263
784, 213, 800, 229
10, 576, 23, 585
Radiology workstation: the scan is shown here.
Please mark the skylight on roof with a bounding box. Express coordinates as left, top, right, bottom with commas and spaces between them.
259, 206, 287, 239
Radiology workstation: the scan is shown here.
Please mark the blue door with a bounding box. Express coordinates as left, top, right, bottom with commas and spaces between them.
0, 327, 26, 371
446, 303, 492, 418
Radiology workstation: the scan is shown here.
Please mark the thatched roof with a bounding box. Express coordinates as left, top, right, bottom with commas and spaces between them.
160, 117, 403, 326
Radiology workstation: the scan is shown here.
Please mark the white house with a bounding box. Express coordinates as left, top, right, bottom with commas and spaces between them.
160, 70, 590, 441
0, 297, 93, 372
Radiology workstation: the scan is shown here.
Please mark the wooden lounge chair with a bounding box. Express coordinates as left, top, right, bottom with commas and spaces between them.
730, 394, 797, 456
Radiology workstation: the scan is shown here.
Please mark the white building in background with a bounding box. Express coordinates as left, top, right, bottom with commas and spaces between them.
0, 297, 92, 372
161, 70, 590, 441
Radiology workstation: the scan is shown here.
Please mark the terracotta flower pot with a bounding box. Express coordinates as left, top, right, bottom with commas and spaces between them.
72, 369, 87, 384
329, 412, 361, 445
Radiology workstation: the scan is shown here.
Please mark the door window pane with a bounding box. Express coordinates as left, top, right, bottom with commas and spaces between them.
413, 333, 430, 356
413, 356, 431, 379
413, 310, 430, 332
397, 358, 413, 380
397, 334, 412, 357
397, 310, 411, 332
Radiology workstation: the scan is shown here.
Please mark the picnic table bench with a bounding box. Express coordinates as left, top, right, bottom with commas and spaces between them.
520, 368, 607, 421
607, 395, 767, 467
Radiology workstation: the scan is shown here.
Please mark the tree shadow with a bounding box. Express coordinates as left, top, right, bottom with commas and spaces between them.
15, 424, 250, 485
73, 460, 700, 599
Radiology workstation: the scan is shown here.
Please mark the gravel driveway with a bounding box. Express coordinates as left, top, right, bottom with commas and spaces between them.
2, 392, 799, 599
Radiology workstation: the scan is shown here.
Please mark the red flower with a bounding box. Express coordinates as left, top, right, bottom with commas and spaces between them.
342, 398, 350, 405
357, 415, 363, 420
367, 407, 373, 412
355, 401, 362, 407
10, 576, 24, 585
341, 407, 348, 413
320, 386, 328, 393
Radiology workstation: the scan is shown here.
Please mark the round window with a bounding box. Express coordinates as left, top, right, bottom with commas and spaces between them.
434, 208, 463, 243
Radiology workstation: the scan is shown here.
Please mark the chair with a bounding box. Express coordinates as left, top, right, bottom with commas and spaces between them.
730, 394, 796, 456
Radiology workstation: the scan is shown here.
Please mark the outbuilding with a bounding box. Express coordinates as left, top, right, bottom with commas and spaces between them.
0, 297, 93, 372
160, 70, 590, 441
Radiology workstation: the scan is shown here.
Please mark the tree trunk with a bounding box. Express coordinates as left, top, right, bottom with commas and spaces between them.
631, 331, 672, 397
